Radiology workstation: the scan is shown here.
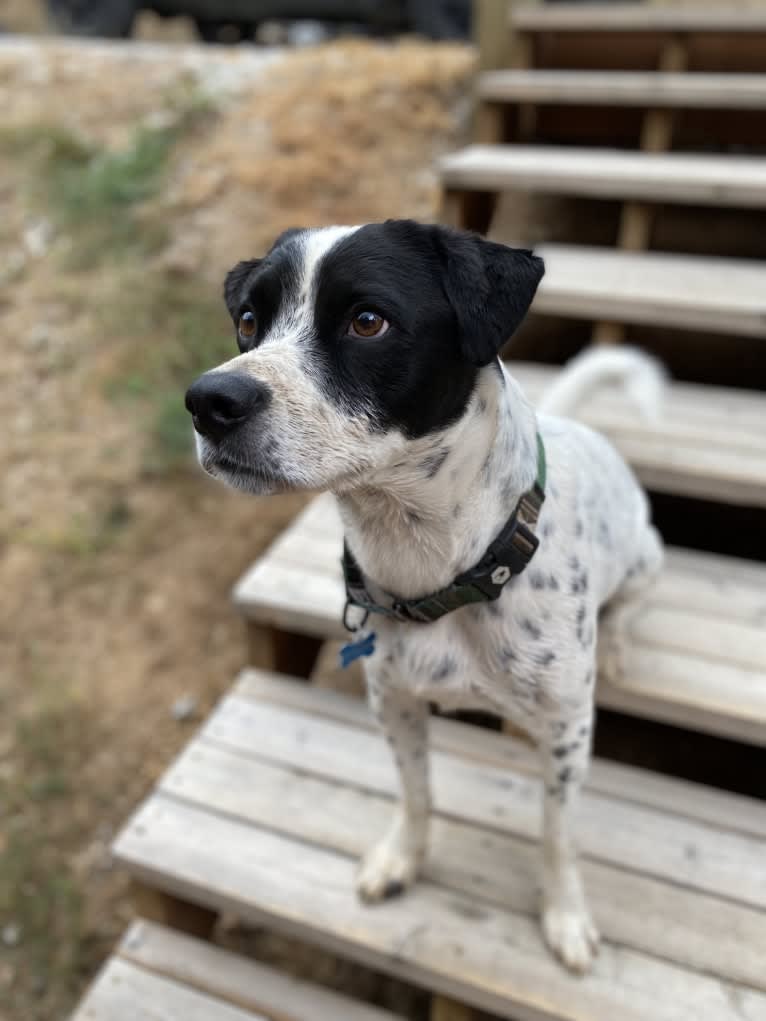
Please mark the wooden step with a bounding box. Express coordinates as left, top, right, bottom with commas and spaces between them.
439, 144, 766, 207
512, 243, 766, 339
71, 919, 403, 1021
511, 3, 766, 34
112, 671, 766, 1021
233, 490, 766, 744
479, 70, 766, 109
511, 360, 766, 506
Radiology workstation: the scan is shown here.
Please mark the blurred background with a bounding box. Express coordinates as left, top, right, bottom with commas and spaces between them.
0, 4, 473, 1018
2, 2, 765, 1020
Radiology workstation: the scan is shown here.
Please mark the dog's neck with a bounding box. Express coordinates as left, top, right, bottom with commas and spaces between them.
333, 363, 539, 600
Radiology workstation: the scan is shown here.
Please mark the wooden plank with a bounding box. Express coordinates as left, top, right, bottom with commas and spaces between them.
113, 795, 766, 1021
475, 0, 517, 71
521, 244, 766, 339
70, 956, 263, 1021
599, 31, 688, 346
237, 519, 766, 628
197, 693, 766, 907
478, 70, 766, 109
117, 919, 404, 1021
597, 645, 766, 742
511, 3, 766, 33
232, 490, 766, 742
156, 733, 766, 990
439, 144, 766, 207
233, 670, 766, 841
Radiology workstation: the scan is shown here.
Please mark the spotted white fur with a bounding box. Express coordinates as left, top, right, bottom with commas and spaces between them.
190, 225, 665, 973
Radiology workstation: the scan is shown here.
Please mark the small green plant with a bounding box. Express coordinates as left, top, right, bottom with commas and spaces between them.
105, 276, 235, 470
9, 91, 213, 268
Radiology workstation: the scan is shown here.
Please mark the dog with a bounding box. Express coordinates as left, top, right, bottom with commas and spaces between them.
185, 220, 664, 973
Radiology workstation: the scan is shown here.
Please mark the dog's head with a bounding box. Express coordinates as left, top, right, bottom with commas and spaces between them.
185, 220, 543, 495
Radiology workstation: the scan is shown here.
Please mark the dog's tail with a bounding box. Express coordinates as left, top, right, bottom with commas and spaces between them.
537, 346, 666, 420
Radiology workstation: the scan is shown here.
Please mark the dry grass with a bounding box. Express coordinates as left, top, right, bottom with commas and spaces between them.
0, 33, 472, 1020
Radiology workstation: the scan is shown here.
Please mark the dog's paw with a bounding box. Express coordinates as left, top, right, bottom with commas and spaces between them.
542, 904, 600, 974
356, 835, 421, 903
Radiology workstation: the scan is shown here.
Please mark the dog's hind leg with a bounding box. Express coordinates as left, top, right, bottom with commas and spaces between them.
539, 698, 600, 973
357, 675, 431, 902
600, 523, 663, 684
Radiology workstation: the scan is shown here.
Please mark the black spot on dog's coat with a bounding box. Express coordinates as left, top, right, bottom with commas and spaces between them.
432, 656, 457, 682
419, 448, 450, 479
522, 618, 542, 640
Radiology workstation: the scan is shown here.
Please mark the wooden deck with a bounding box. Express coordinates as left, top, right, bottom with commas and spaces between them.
511, 3, 766, 33
233, 491, 766, 745
478, 70, 766, 109
510, 243, 766, 339
112, 671, 766, 1021
511, 361, 766, 507
71, 919, 403, 1021
440, 145, 766, 208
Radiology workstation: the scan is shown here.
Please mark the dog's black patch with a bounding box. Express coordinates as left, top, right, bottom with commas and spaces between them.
223, 231, 304, 352
292, 220, 544, 438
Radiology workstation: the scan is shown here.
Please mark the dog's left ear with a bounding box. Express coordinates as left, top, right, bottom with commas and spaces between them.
435, 228, 544, 366
223, 259, 261, 320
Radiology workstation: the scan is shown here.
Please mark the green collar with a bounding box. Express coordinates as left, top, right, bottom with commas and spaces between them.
342, 432, 547, 628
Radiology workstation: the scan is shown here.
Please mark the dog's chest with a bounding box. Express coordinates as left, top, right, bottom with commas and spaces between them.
372, 613, 544, 729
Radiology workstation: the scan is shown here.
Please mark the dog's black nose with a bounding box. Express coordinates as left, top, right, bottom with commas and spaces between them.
185, 371, 271, 442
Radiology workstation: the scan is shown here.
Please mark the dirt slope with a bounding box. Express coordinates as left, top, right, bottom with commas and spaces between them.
0, 34, 473, 1020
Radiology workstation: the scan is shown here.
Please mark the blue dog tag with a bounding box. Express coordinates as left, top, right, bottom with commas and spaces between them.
339, 630, 377, 668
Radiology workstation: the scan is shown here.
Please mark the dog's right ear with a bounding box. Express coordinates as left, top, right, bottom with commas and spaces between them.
434, 227, 544, 366
223, 259, 261, 320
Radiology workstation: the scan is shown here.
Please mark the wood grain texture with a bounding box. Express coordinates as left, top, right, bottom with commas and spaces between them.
154, 724, 766, 988
113, 792, 766, 1021
439, 144, 766, 207
233, 669, 766, 840
511, 3, 766, 33
192, 692, 766, 909
232, 492, 766, 742
70, 957, 264, 1021
116, 920, 404, 1021
478, 70, 766, 109
514, 243, 766, 339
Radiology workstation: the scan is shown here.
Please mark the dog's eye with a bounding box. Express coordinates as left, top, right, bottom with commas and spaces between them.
238, 311, 257, 344
349, 311, 388, 338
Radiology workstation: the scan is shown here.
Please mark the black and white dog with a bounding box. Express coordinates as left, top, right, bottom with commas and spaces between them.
185, 220, 664, 972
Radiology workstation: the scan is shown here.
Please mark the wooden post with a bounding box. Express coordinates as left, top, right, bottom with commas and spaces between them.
475, 0, 518, 72
474, 1, 537, 144
246, 621, 322, 679
593, 35, 689, 345
131, 882, 218, 940
430, 996, 476, 1021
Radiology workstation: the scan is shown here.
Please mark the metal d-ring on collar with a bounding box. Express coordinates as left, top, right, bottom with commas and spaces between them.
341, 432, 547, 628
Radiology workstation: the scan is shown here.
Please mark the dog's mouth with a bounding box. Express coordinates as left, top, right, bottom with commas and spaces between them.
200, 450, 290, 494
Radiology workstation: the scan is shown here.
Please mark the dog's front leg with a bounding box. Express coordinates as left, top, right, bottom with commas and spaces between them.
540, 705, 600, 973
357, 671, 430, 902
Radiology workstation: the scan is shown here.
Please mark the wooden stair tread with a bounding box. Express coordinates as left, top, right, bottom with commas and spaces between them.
511, 3, 766, 33
112, 674, 766, 1021
439, 144, 766, 207
511, 360, 766, 504
71, 919, 402, 1021
233, 491, 766, 744
514, 242, 766, 338
479, 69, 766, 109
